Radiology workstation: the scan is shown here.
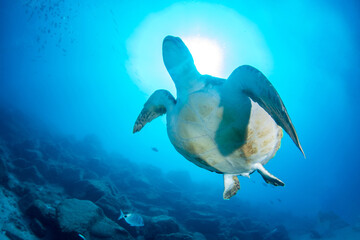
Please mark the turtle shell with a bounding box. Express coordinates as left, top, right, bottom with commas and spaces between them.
166, 84, 283, 175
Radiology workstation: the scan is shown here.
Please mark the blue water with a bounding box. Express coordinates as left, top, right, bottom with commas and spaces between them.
1, 0, 360, 239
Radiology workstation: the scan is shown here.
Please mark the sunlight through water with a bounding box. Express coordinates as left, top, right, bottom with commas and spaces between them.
183, 36, 223, 76
126, 2, 272, 97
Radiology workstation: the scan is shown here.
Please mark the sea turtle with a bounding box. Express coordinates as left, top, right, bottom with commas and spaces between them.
133, 36, 305, 199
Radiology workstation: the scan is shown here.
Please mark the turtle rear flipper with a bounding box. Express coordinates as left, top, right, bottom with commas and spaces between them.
255, 163, 285, 186
223, 174, 240, 200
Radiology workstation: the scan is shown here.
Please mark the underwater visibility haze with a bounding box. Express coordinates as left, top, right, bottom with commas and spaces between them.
0, 0, 360, 239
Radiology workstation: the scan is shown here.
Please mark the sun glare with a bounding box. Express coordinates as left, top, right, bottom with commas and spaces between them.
126, 2, 272, 96
183, 37, 223, 77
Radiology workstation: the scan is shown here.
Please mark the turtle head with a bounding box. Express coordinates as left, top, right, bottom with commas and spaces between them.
162, 36, 201, 96
163, 36, 194, 71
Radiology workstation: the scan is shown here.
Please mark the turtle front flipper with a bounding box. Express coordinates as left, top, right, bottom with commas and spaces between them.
226, 65, 305, 157
223, 174, 240, 200
255, 163, 285, 187
133, 90, 175, 133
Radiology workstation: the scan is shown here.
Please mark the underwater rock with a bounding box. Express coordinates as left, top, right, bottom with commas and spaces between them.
224, 218, 278, 240
154, 232, 193, 240
86, 157, 110, 177
13, 149, 49, 179
225, 218, 268, 239
11, 141, 38, 158
45, 163, 77, 184
18, 192, 40, 214
90, 217, 134, 240
43, 164, 61, 183
39, 141, 61, 160
0, 107, 331, 240
0, 187, 38, 240
60, 166, 82, 186
31, 161, 49, 181
146, 207, 169, 216
56, 198, 104, 234
140, 165, 165, 187
109, 167, 150, 193
10, 156, 48, 183
26, 200, 56, 226
318, 210, 349, 231
192, 232, 206, 240
6, 176, 31, 196
32, 159, 48, 176
16, 183, 65, 230
77, 134, 105, 158
0, 155, 8, 185
309, 229, 322, 239
96, 194, 133, 221
21, 149, 43, 162
0, 109, 35, 144
318, 210, 339, 223
83, 170, 99, 180
144, 215, 180, 240
56, 198, 133, 240
234, 230, 264, 240
236, 218, 257, 230
184, 218, 220, 235
160, 189, 183, 202
11, 158, 33, 169
181, 210, 215, 222
12, 166, 45, 185
132, 191, 162, 205
29, 218, 46, 238
95, 194, 120, 220
67, 179, 116, 202
4, 230, 26, 240
263, 225, 290, 240
109, 172, 131, 190
353, 216, 360, 232
166, 170, 192, 189
12, 147, 45, 171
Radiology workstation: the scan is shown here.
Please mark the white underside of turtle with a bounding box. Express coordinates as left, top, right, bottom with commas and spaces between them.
133, 36, 305, 200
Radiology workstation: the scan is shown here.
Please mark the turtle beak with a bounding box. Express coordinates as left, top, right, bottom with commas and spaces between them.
162, 35, 194, 71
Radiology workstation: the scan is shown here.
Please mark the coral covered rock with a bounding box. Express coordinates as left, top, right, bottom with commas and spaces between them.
144, 215, 180, 240
56, 198, 104, 234
56, 198, 133, 240
67, 179, 117, 202
155, 232, 193, 240
0, 155, 8, 185
185, 218, 220, 235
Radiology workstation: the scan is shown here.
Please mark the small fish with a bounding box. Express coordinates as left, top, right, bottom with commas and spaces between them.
78, 233, 86, 240
151, 147, 159, 152
118, 210, 144, 227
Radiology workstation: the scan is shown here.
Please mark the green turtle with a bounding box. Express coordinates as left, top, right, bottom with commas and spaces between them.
133, 35, 305, 199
